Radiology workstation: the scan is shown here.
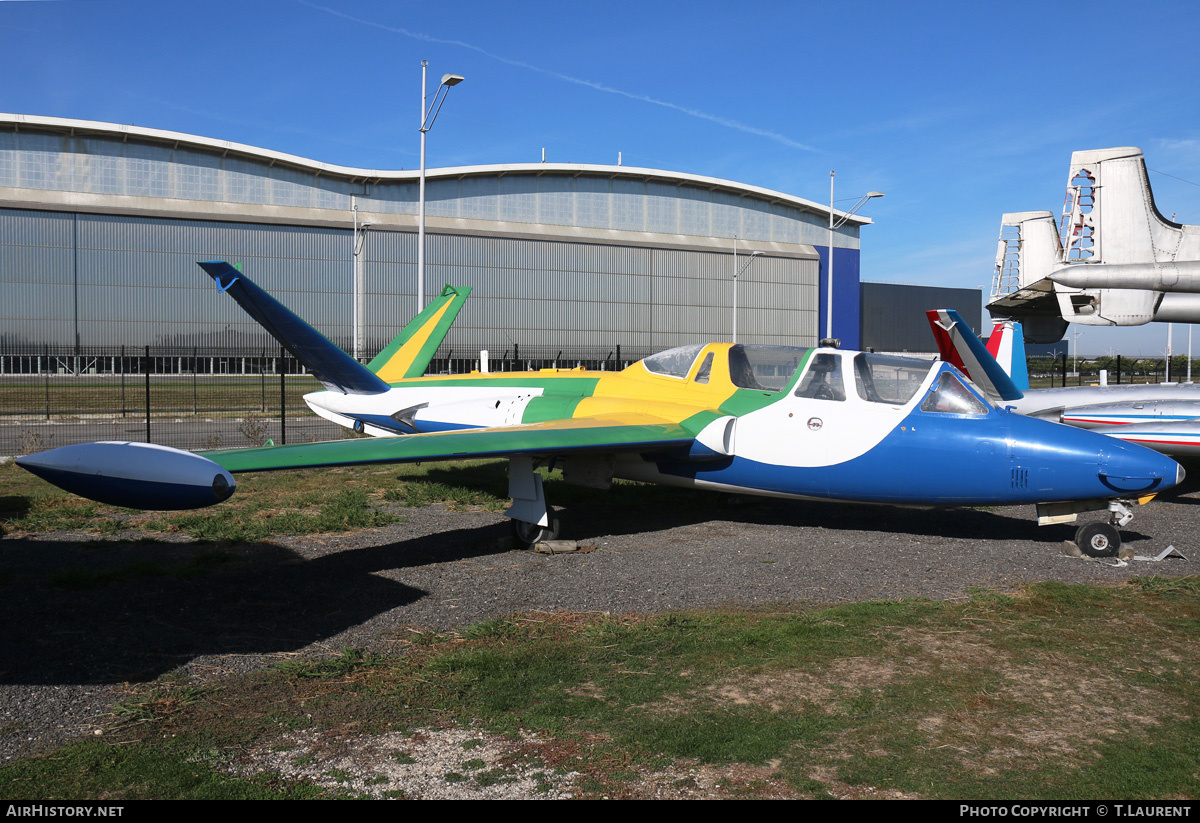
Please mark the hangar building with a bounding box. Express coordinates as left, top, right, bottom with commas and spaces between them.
0, 114, 871, 362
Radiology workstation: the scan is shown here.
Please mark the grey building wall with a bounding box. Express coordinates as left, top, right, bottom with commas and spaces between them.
0, 115, 854, 357
860, 282, 982, 354
1, 207, 818, 356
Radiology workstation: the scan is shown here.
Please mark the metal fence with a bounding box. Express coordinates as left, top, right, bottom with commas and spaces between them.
0, 343, 644, 456
1027, 354, 1194, 387
6, 343, 1195, 457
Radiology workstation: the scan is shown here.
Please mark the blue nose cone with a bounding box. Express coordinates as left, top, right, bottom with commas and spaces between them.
1007, 414, 1183, 501
1098, 438, 1186, 495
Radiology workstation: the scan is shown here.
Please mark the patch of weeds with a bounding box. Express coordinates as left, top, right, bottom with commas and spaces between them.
325, 768, 354, 783
406, 629, 446, 646
1127, 575, 1200, 595
464, 616, 531, 641
532, 771, 557, 794
111, 683, 209, 726
655, 613, 698, 630
384, 481, 506, 512
18, 429, 55, 455
461, 758, 486, 770
10, 496, 104, 533
584, 616, 640, 642
265, 711, 314, 732
392, 752, 416, 765
160, 488, 396, 542
313, 488, 397, 531
475, 767, 516, 787
0, 740, 324, 799
462, 738, 485, 750
238, 416, 270, 446
444, 771, 465, 783
275, 648, 385, 680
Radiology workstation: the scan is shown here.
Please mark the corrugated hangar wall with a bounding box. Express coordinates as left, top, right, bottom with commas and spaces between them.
0, 207, 819, 357
0, 115, 862, 357
860, 282, 982, 354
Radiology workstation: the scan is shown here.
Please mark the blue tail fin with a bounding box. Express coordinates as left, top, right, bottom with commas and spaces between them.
925, 309, 1024, 403
198, 261, 389, 395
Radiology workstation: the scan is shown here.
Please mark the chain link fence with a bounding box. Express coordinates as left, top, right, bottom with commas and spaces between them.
0, 343, 644, 456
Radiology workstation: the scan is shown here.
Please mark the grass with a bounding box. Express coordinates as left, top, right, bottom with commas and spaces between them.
2, 456, 720, 543
1, 459, 437, 542
4, 456, 1199, 798
1, 581, 1197, 799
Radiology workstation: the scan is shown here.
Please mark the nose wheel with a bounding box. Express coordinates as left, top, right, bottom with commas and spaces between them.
1075, 521, 1121, 558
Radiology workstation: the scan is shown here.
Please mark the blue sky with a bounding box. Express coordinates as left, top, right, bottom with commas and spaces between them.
5, 0, 1200, 355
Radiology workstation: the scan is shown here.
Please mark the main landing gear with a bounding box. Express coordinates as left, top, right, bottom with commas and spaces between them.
512, 513, 561, 548
506, 455, 560, 549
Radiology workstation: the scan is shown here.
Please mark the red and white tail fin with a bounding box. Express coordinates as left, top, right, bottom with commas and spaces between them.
925, 309, 1025, 402
984, 319, 1030, 391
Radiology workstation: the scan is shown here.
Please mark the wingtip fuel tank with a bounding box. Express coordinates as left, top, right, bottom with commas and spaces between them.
16, 442, 236, 510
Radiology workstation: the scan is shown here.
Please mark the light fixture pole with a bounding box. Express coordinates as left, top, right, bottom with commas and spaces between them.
418, 61, 464, 314
826, 171, 883, 340
351, 196, 371, 361
732, 237, 763, 343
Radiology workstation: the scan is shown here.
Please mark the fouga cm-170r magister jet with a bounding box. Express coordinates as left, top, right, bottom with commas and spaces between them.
17, 262, 1186, 557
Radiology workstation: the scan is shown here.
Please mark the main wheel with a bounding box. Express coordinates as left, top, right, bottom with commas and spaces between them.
1075, 522, 1121, 558
512, 514, 560, 548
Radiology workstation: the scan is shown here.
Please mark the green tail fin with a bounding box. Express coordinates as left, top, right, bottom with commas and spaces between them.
367, 285, 471, 381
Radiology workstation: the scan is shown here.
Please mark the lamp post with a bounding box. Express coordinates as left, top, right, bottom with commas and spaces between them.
1072, 328, 1085, 379
826, 171, 883, 341
418, 61, 464, 314
351, 196, 371, 361
732, 237, 763, 343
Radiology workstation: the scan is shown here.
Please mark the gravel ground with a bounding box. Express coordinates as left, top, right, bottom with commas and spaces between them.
1, 480, 1196, 775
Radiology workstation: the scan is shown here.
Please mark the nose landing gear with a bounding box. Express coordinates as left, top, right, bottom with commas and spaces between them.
1075, 521, 1121, 558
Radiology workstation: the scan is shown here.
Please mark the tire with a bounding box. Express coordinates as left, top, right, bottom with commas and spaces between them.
512, 514, 560, 548
1075, 522, 1121, 558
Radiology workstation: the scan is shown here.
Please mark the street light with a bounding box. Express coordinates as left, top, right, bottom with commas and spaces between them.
826, 171, 883, 341
731, 236, 763, 343
418, 62, 465, 314
351, 195, 372, 361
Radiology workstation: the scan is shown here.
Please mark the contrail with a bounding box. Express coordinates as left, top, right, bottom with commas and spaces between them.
297, 1, 816, 153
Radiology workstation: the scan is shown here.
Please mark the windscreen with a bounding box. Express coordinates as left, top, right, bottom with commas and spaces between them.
643, 344, 706, 378
729, 345, 811, 391
920, 372, 990, 416
853, 353, 935, 406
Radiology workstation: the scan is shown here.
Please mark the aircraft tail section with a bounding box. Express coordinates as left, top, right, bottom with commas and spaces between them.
992, 211, 1061, 297
990, 147, 1200, 336
926, 309, 1024, 403
198, 261, 389, 395
367, 284, 471, 382
984, 320, 1031, 392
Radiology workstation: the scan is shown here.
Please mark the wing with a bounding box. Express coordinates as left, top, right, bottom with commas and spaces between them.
202, 416, 699, 473
16, 412, 733, 510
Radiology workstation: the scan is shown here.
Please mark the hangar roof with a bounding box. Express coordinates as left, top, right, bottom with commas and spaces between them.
0, 112, 870, 227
